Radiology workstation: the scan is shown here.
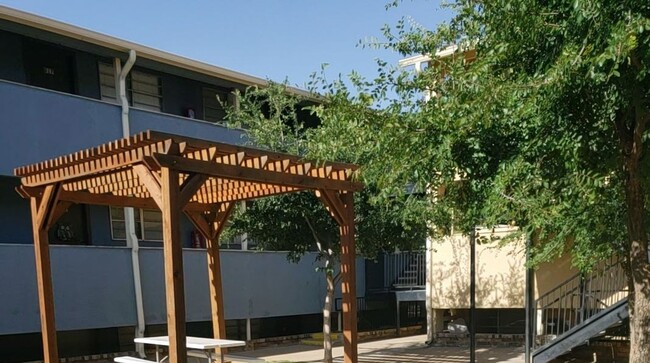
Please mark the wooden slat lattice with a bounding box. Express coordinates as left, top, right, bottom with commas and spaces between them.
15, 130, 361, 206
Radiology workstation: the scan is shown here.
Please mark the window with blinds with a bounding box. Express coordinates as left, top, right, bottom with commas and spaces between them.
109, 207, 163, 242
99, 62, 162, 111
202, 87, 230, 123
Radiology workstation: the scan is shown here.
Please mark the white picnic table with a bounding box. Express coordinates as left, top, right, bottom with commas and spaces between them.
134, 336, 246, 363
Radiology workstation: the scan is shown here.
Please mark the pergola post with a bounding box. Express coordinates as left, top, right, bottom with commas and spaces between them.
161, 166, 187, 363
185, 203, 234, 359
339, 192, 358, 363
317, 190, 358, 363
29, 184, 62, 363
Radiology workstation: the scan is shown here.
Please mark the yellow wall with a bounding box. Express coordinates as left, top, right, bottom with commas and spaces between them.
429, 226, 526, 309
534, 253, 577, 299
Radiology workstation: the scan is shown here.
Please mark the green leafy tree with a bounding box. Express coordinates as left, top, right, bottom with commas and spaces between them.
222, 83, 427, 363
306, 0, 650, 360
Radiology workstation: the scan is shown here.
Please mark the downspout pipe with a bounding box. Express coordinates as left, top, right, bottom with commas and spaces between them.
117, 50, 146, 358
120, 50, 136, 138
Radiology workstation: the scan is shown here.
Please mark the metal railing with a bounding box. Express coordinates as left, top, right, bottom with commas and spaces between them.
533, 259, 628, 347
384, 251, 426, 289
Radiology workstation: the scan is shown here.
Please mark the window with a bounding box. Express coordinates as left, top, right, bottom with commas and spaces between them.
109, 207, 163, 241
98, 62, 117, 103
99, 62, 162, 111
202, 87, 230, 123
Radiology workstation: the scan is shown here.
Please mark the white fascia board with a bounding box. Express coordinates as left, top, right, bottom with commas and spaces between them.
0, 5, 314, 99
398, 44, 461, 69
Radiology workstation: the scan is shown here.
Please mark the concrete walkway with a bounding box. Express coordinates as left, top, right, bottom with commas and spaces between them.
234, 334, 525, 363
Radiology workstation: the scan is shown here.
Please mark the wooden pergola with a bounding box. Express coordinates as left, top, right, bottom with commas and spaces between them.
14, 130, 363, 363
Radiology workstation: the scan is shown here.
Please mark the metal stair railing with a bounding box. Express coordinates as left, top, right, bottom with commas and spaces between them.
383, 251, 426, 289
533, 258, 628, 349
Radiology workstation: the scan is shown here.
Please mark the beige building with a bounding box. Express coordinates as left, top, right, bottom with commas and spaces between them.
425, 226, 528, 341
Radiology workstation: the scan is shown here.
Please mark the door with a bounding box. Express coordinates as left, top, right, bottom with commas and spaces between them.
23, 39, 75, 94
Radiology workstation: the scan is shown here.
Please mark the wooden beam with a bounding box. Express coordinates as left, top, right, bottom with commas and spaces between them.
184, 210, 212, 240
161, 166, 187, 363
133, 164, 163, 210
19, 183, 214, 212
179, 174, 208, 207
35, 185, 61, 230
211, 203, 234, 239
153, 153, 363, 192
315, 189, 345, 226
338, 192, 358, 363
29, 186, 62, 363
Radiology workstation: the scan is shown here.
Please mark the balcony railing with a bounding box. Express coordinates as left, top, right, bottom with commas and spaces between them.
384, 251, 426, 289
0, 80, 244, 176
533, 259, 629, 347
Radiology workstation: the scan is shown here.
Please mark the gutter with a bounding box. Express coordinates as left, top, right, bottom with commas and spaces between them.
0, 5, 314, 99
116, 50, 146, 358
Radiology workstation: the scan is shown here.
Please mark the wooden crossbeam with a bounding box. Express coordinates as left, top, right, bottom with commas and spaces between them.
315, 189, 345, 226
133, 165, 163, 209
35, 184, 62, 231
217, 185, 299, 203
179, 174, 208, 207
20, 186, 211, 211
154, 154, 362, 192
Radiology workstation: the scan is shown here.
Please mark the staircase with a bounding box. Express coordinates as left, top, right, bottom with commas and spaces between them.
385, 252, 426, 290
532, 260, 629, 363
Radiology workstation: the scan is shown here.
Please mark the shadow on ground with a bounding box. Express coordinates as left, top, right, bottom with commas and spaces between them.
277, 346, 525, 363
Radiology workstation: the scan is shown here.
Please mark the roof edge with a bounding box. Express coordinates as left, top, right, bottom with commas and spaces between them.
0, 5, 314, 98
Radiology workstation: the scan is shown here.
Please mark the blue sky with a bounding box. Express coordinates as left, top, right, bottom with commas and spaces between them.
0, 0, 452, 89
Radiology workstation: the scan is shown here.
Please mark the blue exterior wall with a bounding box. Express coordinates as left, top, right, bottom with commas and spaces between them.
130, 108, 245, 145
0, 81, 123, 176
0, 81, 245, 177
0, 244, 365, 335
0, 245, 136, 334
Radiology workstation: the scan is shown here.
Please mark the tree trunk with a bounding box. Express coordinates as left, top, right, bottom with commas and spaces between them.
618, 96, 650, 363
624, 156, 650, 363
323, 269, 335, 363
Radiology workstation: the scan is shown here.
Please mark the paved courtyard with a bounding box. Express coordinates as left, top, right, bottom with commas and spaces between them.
233, 334, 525, 363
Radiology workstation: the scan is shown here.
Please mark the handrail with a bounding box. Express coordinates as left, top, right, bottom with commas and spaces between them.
383, 251, 426, 289
533, 258, 628, 348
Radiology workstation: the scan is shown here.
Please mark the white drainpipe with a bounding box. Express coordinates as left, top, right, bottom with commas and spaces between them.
116, 50, 146, 357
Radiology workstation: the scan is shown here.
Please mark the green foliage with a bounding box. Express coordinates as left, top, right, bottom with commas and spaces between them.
221, 81, 428, 266
224, 81, 309, 155
307, 0, 650, 271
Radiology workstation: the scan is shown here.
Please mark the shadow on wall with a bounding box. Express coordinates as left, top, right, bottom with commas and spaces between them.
430, 235, 525, 309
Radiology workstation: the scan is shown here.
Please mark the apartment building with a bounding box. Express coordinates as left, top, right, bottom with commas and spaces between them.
0, 6, 366, 361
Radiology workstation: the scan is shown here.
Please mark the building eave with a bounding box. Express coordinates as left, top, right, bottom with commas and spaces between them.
0, 5, 314, 99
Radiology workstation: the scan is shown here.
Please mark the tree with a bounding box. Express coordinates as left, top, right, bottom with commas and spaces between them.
222, 83, 427, 363
306, 1, 650, 361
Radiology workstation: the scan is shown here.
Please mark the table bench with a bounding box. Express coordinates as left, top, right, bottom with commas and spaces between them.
114, 357, 156, 363
134, 336, 247, 363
